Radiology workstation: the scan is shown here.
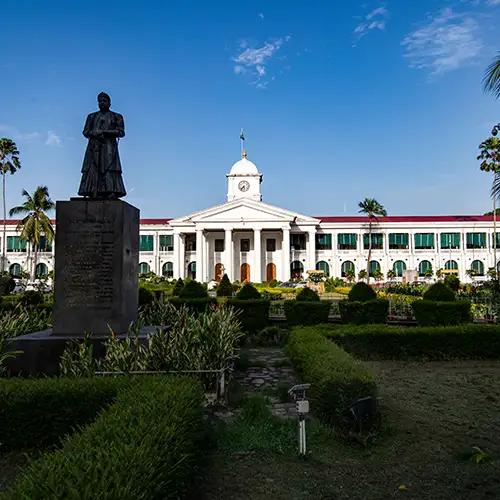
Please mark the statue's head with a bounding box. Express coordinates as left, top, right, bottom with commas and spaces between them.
97, 92, 111, 112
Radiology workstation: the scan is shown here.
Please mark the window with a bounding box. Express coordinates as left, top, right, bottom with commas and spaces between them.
470, 260, 484, 276
162, 261, 173, 278
185, 234, 196, 252
290, 233, 306, 250
34, 236, 52, 253
444, 260, 458, 273
315, 234, 332, 250
266, 238, 276, 252
389, 233, 409, 250
139, 235, 154, 252
363, 233, 383, 250
9, 263, 22, 277
338, 233, 357, 250
316, 261, 330, 277
138, 262, 150, 275
187, 262, 196, 280
341, 261, 355, 277
414, 233, 434, 250
495, 233, 500, 248
368, 260, 381, 277
290, 260, 304, 279
159, 235, 173, 252
418, 260, 432, 277
466, 232, 486, 249
240, 238, 250, 252
215, 239, 224, 252
440, 233, 460, 249
35, 263, 49, 278
7, 236, 26, 253
393, 260, 406, 277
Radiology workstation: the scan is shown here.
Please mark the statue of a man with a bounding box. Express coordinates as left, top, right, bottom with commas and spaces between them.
78, 92, 126, 199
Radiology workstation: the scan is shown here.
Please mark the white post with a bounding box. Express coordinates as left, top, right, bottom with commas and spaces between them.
178, 233, 185, 279
196, 229, 204, 282
254, 228, 262, 283
282, 227, 290, 282
224, 229, 233, 281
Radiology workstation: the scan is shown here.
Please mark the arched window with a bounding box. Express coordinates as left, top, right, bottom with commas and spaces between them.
471, 260, 484, 276
444, 260, 458, 274
290, 261, 304, 279
138, 262, 150, 275
266, 263, 276, 282
35, 263, 48, 278
9, 263, 22, 278
418, 260, 432, 277
368, 260, 380, 277
162, 262, 173, 278
393, 260, 406, 277
341, 261, 355, 277
187, 262, 196, 280
315, 261, 330, 277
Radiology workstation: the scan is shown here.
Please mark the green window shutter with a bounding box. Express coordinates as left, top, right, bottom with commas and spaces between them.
415, 233, 434, 249
364, 233, 383, 249
389, 233, 408, 248
496, 233, 500, 247
315, 234, 332, 249
440, 233, 460, 249
466, 233, 486, 248
393, 260, 406, 277
338, 233, 357, 248
140, 235, 154, 252
7, 236, 14, 251
159, 235, 173, 250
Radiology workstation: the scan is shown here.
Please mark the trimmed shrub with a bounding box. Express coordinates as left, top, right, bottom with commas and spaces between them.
246, 326, 289, 347
296, 287, 320, 302
444, 274, 460, 291
0, 377, 130, 451
236, 283, 261, 300
348, 282, 377, 302
216, 274, 233, 297
20, 290, 44, 307
339, 299, 389, 325
0, 275, 16, 295
422, 282, 455, 302
284, 300, 331, 326
227, 298, 270, 333
168, 296, 216, 314
4, 377, 203, 500
172, 277, 184, 296
322, 323, 500, 360
286, 326, 376, 427
179, 280, 208, 299
412, 300, 471, 326
138, 286, 154, 306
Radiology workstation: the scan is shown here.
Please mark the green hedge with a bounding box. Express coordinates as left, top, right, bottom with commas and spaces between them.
227, 299, 270, 333
168, 296, 217, 313
0, 377, 130, 451
338, 299, 389, 324
323, 323, 500, 360
286, 326, 376, 427
284, 300, 331, 326
3, 376, 203, 500
412, 300, 471, 326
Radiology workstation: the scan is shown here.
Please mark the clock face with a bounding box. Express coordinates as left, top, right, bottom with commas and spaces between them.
238, 180, 250, 192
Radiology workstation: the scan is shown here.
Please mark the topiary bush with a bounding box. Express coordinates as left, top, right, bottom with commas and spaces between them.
168, 297, 216, 314
138, 286, 154, 306
20, 290, 44, 307
423, 282, 455, 302
339, 299, 389, 325
284, 300, 331, 326
227, 298, 270, 333
348, 282, 377, 302
0, 275, 16, 295
216, 274, 233, 297
171, 277, 184, 296
296, 287, 320, 302
444, 274, 460, 291
179, 280, 208, 299
412, 300, 471, 326
236, 283, 261, 300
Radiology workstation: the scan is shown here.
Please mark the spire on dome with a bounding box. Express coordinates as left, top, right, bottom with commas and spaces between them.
240, 128, 247, 159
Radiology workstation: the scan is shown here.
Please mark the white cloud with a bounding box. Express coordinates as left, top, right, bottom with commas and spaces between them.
354, 6, 389, 39
46, 131, 62, 146
402, 8, 482, 75
233, 36, 291, 87
0, 124, 41, 143
258, 12, 264, 19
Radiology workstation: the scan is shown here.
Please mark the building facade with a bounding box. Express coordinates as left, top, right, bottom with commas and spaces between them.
3, 154, 500, 283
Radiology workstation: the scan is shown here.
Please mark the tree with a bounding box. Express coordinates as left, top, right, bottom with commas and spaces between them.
424, 268, 434, 280
9, 186, 55, 281
386, 269, 396, 281
0, 138, 21, 273
373, 269, 384, 282
345, 268, 355, 283
483, 52, 500, 100
358, 269, 367, 281
358, 198, 387, 284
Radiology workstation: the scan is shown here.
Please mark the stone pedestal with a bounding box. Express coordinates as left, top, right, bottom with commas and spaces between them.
53, 198, 139, 336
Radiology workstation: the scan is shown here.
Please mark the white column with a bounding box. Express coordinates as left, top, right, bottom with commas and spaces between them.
254, 229, 262, 283
307, 229, 316, 275
224, 229, 233, 281
204, 233, 210, 282
178, 233, 185, 278
173, 232, 180, 278
196, 229, 204, 282
282, 227, 290, 282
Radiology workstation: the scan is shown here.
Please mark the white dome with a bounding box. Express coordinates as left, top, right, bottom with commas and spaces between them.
229, 157, 259, 176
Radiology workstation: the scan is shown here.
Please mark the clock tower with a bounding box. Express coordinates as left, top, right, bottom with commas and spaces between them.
226, 152, 263, 202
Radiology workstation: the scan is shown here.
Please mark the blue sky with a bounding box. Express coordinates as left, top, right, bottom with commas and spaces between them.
1, 0, 499, 217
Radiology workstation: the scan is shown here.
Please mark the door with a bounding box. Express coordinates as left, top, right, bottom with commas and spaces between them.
240, 263, 251, 282
215, 263, 224, 281
266, 262, 276, 282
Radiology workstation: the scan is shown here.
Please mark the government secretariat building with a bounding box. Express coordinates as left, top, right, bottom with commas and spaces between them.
4, 153, 500, 283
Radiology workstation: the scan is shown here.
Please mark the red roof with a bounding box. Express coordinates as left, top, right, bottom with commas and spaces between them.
316, 215, 494, 223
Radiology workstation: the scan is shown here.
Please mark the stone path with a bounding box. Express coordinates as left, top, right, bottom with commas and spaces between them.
234, 347, 299, 419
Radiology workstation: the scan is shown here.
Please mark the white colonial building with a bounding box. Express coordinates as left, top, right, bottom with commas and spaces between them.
3, 153, 500, 283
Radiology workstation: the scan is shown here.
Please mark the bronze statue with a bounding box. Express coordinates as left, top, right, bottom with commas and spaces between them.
78, 92, 126, 199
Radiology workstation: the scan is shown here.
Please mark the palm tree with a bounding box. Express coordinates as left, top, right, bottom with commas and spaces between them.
0, 139, 21, 273
9, 186, 55, 281
483, 53, 500, 99
358, 198, 387, 284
